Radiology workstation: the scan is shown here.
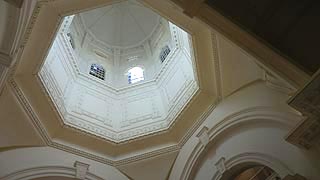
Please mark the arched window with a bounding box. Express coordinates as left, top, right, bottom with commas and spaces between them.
128, 67, 144, 84
89, 64, 105, 80
159, 45, 171, 63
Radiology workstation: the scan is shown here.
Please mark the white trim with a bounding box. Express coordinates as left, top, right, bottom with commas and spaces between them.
212, 152, 293, 180
1, 166, 103, 180
5, 0, 219, 166
178, 106, 301, 180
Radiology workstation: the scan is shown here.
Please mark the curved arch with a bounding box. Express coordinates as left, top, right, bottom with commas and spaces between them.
124, 65, 146, 74
1, 166, 103, 180
210, 106, 300, 133
212, 152, 293, 180
126, 66, 145, 84
0, 147, 127, 180
178, 106, 301, 180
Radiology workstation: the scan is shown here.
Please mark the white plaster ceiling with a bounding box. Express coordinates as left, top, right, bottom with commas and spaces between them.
40, 19, 198, 143
8, 0, 218, 165
80, 0, 160, 48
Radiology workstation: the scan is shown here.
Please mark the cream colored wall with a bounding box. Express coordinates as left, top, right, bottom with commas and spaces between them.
118, 151, 178, 180
0, 1, 319, 180
168, 32, 320, 180
0, 0, 32, 92
3, 81, 318, 180
0, 86, 44, 149
0, 0, 39, 94
1, 0, 217, 162
217, 34, 263, 97
0, 147, 129, 180
169, 81, 320, 180
193, 124, 320, 180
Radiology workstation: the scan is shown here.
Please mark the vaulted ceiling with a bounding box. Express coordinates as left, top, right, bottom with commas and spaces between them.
206, 0, 320, 75
79, 0, 160, 48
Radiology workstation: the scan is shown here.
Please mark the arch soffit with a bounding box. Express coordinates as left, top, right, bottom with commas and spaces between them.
178, 106, 301, 180
212, 152, 294, 180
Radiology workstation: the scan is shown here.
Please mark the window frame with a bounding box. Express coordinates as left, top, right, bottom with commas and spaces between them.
89, 63, 106, 80
127, 66, 145, 84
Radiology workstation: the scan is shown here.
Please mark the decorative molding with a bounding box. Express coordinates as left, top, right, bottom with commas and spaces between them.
10, 69, 300, 168
1, 166, 103, 180
0, 65, 9, 94
0, 52, 11, 67
180, 106, 300, 180
9, 73, 207, 166
214, 157, 226, 175
196, 126, 209, 146
263, 70, 296, 95
9, 71, 184, 166
74, 161, 90, 180
215, 152, 293, 179
20, 2, 42, 48
175, 31, 222, 149
8, 78, 52, 145
57, 22, 185, 95
178, 100, 217, 148
37, 26, 199, 143
211, 32, 223, 101
5, 0, 219, 167
56, 21, 185, 94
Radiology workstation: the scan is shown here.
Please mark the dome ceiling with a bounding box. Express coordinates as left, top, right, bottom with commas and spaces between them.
36, 0, 199, 143
11, 0, 218, 164
80, 0, 160, 48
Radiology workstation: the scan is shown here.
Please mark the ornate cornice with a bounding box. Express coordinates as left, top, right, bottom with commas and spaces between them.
6, 0, 219, 167
38, 28, 199, 143
1, 166, 103, 180
8, 55, 215, 166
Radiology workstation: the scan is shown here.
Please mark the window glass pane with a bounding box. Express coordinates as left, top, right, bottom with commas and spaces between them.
128, 67, 144, 84
160, 45, 171, 63
89, 64, 105, 80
